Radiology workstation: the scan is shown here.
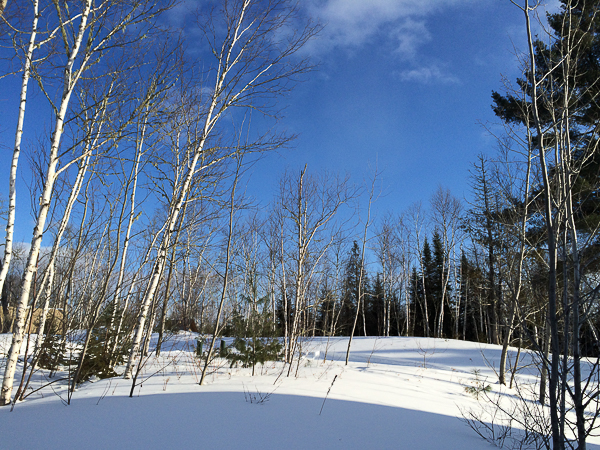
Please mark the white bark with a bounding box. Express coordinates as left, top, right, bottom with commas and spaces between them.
277, 168, 351, 371
199, 156, 241, 385
36, 154, 90, 340
124, 0, 316, 378
1, 0, 164, 404
107, 121, 146, 357
123, 22, 244, 377
0, 0, 93, 406
0, 0, 39, 314
409, 204, 430, 337
346, 171, 376, 365
430, 187, 462, 338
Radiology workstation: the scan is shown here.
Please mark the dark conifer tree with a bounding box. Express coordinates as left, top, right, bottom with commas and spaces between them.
421, 238, 437, 337
458, 251, 485, 342
411, 264, 430, 337
366, 273, 385, 336
275, 288, 292, 338
316, 285, 336, 336
464, 156, 502, 344
431, 232, 454, 338
492, 0, 600, 241
339, 241, 366, 335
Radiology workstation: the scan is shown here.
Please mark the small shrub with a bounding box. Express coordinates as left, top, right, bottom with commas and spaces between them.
77, 326, 130, 382
76, 304, 131, 382
37, 333, 69, 370
225, 309, 282, 376
464, 369, 492, 400
243, 384, 272, 405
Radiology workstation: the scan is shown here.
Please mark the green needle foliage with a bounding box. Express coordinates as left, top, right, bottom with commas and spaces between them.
464, 369, 492, 400
225, 307, 282, 376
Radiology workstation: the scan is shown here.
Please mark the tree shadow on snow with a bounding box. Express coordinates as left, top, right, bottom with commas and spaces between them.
4, 390, 596, 450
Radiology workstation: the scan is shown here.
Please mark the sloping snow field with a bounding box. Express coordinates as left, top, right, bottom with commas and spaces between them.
1, 334, 599, 449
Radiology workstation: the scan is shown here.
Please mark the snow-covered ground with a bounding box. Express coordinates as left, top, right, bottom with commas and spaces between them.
1, 334, 599, 449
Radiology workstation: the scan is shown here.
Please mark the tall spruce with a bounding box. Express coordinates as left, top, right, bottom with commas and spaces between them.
339, 242, 367, 336
492, 0, 600, 238
431, 232, 453, 338
492, 1, 600, 447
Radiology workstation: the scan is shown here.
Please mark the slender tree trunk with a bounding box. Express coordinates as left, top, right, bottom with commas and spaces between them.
287, 166, 307, 375
1, 0, 93, 406
124, 1, 260, 379
155, 195, 193, 356
522, 4, 562, 446
500, 139, 532, 385
199, 157, 241, 385
141, 299, 158, 357
36, 150, 94, 343
111, 220, 167, 367
346, 172, 375, 364
108, 121, 146, 353
462, 275, 468, 340
499, 298, 516, 386
0, 0, 39, 311
155, 244, 177, 357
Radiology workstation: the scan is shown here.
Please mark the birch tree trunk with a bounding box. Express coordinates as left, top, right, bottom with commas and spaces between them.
0, 0, 94, 406
276, 168, 351, 373
155, 201, 190, 356
35, 153, 91, 341
124, 0, 317, 378
499, 140, 532, 386
346, 171, 376, 365
199, 156, 242, 385
520, 2, 562, 446
1, 0, 172, 405
409, 204, 430, 338
124, 0, 257, 378
431, 187, 462, 339
0, 0, 39, 313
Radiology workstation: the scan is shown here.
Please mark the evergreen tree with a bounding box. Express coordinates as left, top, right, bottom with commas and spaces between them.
431, 232, 454, 338
275, 286, 292, 337
492, 0, 600, 129
458, 251, 485, 342
428, 233, 443, 335
421, 238, 436, 337
366, 273, 385, 336
410, 266, 426, 337
225, 305, 282, 376
316, 285, 336, 336
492, 0, 600, 240
464, 156, 503, 344
339, 241, 367, 336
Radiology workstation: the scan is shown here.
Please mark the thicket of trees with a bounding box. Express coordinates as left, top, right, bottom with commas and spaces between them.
0, 0, 600, 446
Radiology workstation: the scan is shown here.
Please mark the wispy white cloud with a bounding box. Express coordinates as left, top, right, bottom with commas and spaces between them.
303, 0, 469, 55
301, 0, 472, 84
397, 64, 459, 84
392, 18, 431, 59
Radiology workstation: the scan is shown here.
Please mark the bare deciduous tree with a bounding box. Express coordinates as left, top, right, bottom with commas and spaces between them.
124, 0, 319, 379
0, 0, 173, 406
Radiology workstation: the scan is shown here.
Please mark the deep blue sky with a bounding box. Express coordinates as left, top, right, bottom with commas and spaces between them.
0, 0, 560, 242
244, 0, 559, 219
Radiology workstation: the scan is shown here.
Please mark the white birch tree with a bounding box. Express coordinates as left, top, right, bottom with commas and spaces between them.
123, 0, 318, 378
0, 0, 172, 406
